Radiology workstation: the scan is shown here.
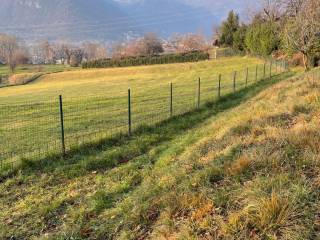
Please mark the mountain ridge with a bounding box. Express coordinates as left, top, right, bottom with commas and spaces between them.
0, 0, 255, 42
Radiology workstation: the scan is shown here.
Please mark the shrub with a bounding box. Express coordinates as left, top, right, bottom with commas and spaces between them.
245, 21, 280, 57
82, 51, 209, 69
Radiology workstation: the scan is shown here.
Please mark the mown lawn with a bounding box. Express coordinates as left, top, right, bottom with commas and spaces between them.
1, 67, 319, 239
0, 57, 278, 168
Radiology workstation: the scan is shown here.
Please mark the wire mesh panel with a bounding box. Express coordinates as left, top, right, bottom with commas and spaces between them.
131, 92, 170, 130
62, 94, 128, 150
0, 60, 287, 170
0, 99, 60, 169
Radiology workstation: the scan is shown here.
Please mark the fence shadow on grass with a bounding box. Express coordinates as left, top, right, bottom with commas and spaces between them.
0, 71, 296, 181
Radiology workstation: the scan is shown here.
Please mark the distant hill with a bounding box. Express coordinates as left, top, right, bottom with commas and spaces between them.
0, 0, 137, 42
0, 0, 256, 42
117, 0, 218, 38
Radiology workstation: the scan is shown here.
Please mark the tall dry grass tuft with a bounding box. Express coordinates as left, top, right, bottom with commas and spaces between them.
226, 156, 251, 176
245, 191, 302, 239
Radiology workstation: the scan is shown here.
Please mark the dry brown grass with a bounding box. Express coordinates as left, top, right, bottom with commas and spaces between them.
1, 68, 320, 239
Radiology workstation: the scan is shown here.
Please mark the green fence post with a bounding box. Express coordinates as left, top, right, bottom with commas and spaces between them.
255, 65, 258, 82
170, 82, 173, 117
59, 95, 66, 157
270, 61, 272, 80
197, 78, 201, 109
263, 63, 266, 77
218, 74, 221, 99
233, 71, 236, 93
128, 89, 132, 136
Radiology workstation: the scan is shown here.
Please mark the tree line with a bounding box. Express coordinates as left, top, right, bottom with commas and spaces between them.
1, 0, 319, 72
0, 35, 109, 72
216, 0, 320, 70
83, 32, 210, 68
83, 51, 209, 69
0, 32, 209, 73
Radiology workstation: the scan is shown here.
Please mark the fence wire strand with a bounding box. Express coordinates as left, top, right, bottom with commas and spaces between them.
0, 60, 289, 170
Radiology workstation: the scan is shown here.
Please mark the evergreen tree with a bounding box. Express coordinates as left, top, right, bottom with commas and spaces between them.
233, 25, 247, 52
245, 20, 280, 56
219, 11, 240, 47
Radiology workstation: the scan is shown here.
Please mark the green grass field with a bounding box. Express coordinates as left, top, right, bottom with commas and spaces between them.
1, 65, 319, 239
0, 57, 282, 169
0, 64, 74, 77
0, 64, 76, 87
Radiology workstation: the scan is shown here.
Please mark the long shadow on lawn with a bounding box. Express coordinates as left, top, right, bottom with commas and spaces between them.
1, 71, 296, 180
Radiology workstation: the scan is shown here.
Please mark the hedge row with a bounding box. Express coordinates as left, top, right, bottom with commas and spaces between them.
82, 51, 210, 69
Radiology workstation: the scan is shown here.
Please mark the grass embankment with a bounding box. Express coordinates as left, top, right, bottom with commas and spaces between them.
0, 57, 271, 168
2, 67, 319, 239
0, 64, 75, 87
0, 64, 74, 77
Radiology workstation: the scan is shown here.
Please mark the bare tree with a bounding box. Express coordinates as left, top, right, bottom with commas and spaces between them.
32, 40, 56, 64
62, 44, 73, 65
9, 49, 30, 72
111, 33, 163, 59
171, 33, 208, 53
140, 32, 164, 56
0, 33, 24, 72
52, 43, 66, 64
70, 48, 84, 67
83, 42, 108, 61
116, 40, 139, 57
259, 0, 286, 22
40, 41, 55, 63
283, 0, 303, 16
111, 42, 126, 59
282, 0, 320, 70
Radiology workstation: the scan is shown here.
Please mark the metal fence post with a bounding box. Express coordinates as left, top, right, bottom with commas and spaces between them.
59, 95, 66, 157
170, 82, 173, 117
218, 74, 221, 99
270, 61, 272, 80
263, 63, 266, 77
128, 89, 132, 136
233, 71, 236, 93
255, 65, 258, 82
197, 78, 201, 109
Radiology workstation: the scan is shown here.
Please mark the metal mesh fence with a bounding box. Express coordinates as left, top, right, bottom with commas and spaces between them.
0, 60, 289, 170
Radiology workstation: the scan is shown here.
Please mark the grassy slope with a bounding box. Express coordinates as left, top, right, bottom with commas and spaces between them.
0, 57, 262, 102
0, 64, 76, 87
2, 68, 320, 239
0, 57, 268, 167
0, 64, 74, 77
